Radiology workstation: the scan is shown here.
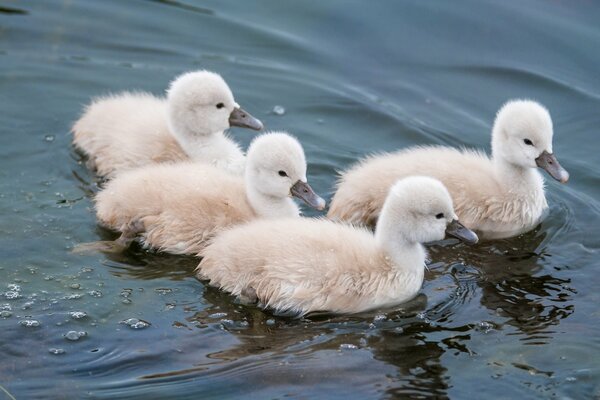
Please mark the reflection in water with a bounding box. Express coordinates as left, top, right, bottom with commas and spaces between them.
429, 227, 575, 345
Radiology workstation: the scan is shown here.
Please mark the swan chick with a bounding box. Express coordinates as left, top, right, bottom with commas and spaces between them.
72, 70, 263, 178
94, 132, 324, 255
328, 99, 569, 239
198, 176, 477, 315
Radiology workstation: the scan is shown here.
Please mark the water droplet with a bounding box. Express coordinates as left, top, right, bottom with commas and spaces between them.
49, 348, 65, 355
339, 343, 358, 350
0, 310, 12, 318
120, 318, 150, 329
272, 105, 285, 115
44, 135, 55, 142
70, 311, 87, 319
19, 319, 40, 327
65, 330, 87, 341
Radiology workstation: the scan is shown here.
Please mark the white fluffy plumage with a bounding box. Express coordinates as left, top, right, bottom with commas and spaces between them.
72, 70, 260, 178
198, 176, 468, 315
95, 132, 321, 255
328, 100, 568, 239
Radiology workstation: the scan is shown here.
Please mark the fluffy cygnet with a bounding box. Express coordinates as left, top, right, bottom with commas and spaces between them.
94, 132, 325, 255
328, 99, 569, 240
197, 176, 478, 315
72, 70, 263, 178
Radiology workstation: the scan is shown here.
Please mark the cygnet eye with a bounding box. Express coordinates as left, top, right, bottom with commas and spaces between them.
278, 170, 288, 177
216, 102, 225, 109
523, 138, 534, 146
435, 213, 444, 219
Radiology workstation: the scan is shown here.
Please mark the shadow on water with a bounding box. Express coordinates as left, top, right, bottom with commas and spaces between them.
0, 6, 28, 15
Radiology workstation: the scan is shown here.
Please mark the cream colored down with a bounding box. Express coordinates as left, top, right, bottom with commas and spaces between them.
95, 132, 315, 255
198, 177, 460, 315
328, 100, 560, 239
72, 70, 248, 178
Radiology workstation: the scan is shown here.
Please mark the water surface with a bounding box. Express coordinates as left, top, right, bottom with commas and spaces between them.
1, 1, 600, 398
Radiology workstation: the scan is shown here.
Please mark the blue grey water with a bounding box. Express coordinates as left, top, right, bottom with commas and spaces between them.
1, 1, 599, 398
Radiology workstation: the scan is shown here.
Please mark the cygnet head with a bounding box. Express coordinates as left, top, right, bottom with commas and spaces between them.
245, 132, 326, 210
491, 99, 569, 183
166, 70, 263, 140
376, 176, 478, 246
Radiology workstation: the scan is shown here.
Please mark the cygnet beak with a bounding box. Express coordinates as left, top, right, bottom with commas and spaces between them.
535, 150, 569, 183
229, 107, 264, 131
445, 219, 479, 245
290, 180, 326, 211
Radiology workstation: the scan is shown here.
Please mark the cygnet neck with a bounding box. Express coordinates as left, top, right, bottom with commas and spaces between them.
374, 209, 426, 275
244, 178, 299, 219
492, 155, 544, 195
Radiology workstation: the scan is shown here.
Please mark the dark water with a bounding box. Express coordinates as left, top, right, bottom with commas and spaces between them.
1, 1, 599, 398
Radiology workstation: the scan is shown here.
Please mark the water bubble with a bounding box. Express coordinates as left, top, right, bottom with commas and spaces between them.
1, 303, 12, 311
22, 301, 34, 310
373, 314, 387, 323
0, 311, 12, 318
266, 319, 276, 326
272, 105, 285, 116
88, 290, 102, 298
339, 343, 358, 350
49, 348, 65, 355
63, 293, 83, 300
44, 135, 55, 142
4, 291, 21, 300
70, 283, 81, 290
65, 330, 87, 341
120, 318, 150, 329
8, 284, 21, 291
155, 288, 173, 295
394, 326, 404, 334
209, 312, 227, 319
476, 321, 495, 333
70, 311, 87, 319
19, 319, 40, 327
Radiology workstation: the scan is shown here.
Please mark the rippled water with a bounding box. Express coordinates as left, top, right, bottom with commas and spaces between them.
1, 1, 599, 399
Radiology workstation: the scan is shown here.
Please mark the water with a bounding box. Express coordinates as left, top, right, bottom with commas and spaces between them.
1, 0, 599, 398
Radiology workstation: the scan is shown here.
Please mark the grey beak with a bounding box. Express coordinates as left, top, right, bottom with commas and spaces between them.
446, 219, 479, 245
290, 180, 326, 211
535, 150, 569, 183
229, 107, 263, 131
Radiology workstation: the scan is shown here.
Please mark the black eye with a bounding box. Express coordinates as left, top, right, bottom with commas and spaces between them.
216, 103, 225, 109
435, 213, 444, 219
523, 138, 533, 146
278, 170, 288, 177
